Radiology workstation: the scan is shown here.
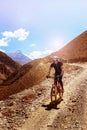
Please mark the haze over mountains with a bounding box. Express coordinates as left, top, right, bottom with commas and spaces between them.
0, 30, 87, 99
7, 50, 31, 65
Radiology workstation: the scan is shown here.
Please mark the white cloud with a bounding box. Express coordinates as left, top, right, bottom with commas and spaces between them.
0, 38, 8, 46
14, 28, 29, 40
0, 28, 30, 46
29, 43, 36, 47
28, 49, 53, 59
2, 31, 14, 39
29, 51, 42, 59
43, 49, 53, 55
2, 28, 29, 41
0, 48, 5, 52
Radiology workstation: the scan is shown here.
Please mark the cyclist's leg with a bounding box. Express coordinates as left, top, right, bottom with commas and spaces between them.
58, 83, 63, 99
54, 78, 58, 93
59, 76, 64, 93
58, 77, 63, 100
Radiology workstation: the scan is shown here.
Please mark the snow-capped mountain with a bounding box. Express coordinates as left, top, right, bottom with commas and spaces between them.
7, 50, 31, 65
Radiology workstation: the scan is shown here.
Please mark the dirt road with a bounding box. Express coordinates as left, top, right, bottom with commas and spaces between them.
19, 63, 87, 130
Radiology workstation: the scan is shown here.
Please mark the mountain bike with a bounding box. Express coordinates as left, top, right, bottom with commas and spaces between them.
47, 75, 63, 102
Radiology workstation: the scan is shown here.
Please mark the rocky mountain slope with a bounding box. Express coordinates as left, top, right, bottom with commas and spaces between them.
50, 31, 87, 62
0, 57, 50, 99
0, 51, 21, 84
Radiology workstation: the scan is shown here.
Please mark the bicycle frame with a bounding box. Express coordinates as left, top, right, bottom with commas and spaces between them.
47, 75, 63, 102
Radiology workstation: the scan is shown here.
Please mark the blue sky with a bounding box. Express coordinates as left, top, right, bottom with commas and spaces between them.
0, 0, 87, 59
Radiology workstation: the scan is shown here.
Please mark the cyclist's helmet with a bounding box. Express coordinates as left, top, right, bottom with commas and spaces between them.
53, 56, 59, 61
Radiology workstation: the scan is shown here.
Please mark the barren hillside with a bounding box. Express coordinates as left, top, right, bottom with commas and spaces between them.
0, 63, 87, 130
0, 58, 50, 99
50, 31, 87, 62
0, 51, 21, 84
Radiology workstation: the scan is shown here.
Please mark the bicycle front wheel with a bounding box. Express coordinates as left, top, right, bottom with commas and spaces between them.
51, 84, 60, 102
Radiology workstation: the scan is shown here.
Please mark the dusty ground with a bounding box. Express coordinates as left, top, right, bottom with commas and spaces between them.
18, 63, 87, 130
0, 63, 87, 130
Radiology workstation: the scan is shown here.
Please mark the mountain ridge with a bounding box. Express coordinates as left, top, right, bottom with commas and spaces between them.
7, 50, 31, 65
50, 30, 87, 62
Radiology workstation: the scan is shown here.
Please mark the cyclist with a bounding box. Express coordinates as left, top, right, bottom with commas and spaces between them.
47, 56, 64, 99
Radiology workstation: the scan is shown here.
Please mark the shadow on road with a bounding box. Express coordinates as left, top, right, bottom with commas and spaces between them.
42, 98, 63, 110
